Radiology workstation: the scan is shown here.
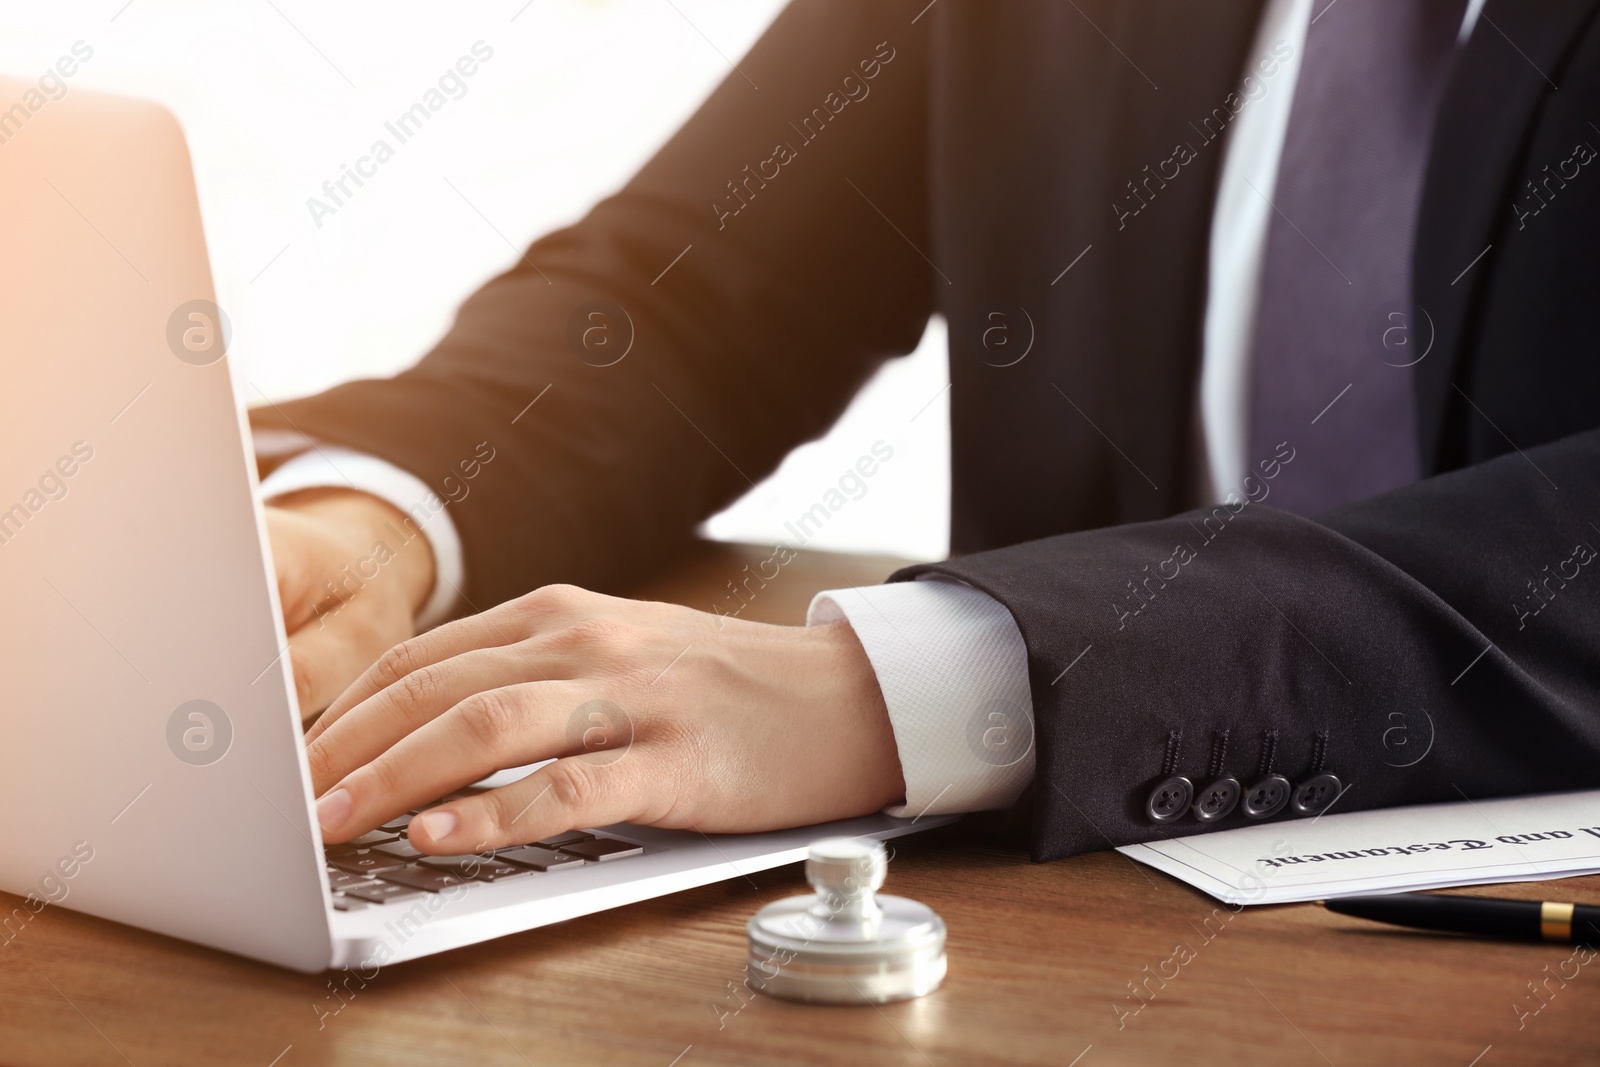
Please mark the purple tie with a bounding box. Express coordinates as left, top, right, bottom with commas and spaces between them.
1247, 0, 1466, 515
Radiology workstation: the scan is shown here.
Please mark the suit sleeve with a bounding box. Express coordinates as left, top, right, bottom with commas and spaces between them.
895, 429, 1600, 861
251, 1, 935, 610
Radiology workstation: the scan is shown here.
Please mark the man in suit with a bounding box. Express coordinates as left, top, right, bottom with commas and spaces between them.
259, 0, 1600, 862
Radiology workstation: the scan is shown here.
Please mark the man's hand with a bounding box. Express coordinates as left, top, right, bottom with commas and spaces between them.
267, 489, 437, 719
305, 585, 906, 853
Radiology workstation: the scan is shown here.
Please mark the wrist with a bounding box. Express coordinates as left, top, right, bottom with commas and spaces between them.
816, 619, 907, 812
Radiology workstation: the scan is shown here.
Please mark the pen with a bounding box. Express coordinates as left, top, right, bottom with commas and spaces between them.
1323, 893, 1600, 943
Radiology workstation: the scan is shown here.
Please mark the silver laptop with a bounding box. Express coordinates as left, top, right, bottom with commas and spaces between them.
0, 78, 946, 972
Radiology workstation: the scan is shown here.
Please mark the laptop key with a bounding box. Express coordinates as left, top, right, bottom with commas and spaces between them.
342, 880, 426, 904
330, 851, 410, 876
534, 830, 594, 850
325, 829, 399, 854
332, 896, 370, 911
559, 838, 644, 862
328, 871, 383, 891
378, 866, 473, 893
374, 839, 425, 861
419, 855, 534, 883
417, 853, 496, 873
497, 846, 586, 872
469, 861, 537, 883
380, 813, 414, 832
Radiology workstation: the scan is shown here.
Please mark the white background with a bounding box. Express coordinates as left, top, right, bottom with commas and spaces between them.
0, 0, 950, 561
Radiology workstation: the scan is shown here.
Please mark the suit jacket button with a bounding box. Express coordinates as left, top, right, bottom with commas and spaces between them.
1144, 776, 1194, 824
1242, 774, 1291, 819
1290, 773, 1343, 815
1191, 777, 1241, 822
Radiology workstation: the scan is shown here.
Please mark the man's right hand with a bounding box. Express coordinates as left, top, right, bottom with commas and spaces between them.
266, 489, 437, 721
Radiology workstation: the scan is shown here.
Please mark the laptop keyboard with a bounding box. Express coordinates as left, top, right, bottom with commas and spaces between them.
324, 798, 647, 911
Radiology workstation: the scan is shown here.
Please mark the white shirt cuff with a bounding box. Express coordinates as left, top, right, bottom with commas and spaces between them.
807, 577, 1035, 818
257, 444, 464, 629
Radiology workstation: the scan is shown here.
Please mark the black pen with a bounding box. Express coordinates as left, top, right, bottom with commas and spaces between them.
1324, 893, 1600, 943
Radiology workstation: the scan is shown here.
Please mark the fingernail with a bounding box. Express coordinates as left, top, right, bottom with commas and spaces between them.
316, 788, 352, 831
415, 809, 458, 843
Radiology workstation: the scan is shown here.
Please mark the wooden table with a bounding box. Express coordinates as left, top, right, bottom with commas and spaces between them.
3, 543, 1596, 1066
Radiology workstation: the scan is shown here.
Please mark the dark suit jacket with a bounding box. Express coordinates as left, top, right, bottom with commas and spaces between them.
254, 1, 1600, 860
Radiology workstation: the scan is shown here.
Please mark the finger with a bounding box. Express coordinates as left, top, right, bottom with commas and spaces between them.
307, 641, 578, 794
311, 603, 530, 739
407, 751, 655, 854
267, 506, 364, 634
312, 584, 606, 736
314, 680, 595, 843
306, 618, 501, 745
286, 605, 402, 721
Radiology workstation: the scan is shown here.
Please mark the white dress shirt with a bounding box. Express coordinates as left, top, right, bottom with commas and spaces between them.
261, 0, 1480, 819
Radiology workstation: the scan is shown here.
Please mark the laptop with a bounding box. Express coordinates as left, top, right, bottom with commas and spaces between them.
0, 77, 947, 972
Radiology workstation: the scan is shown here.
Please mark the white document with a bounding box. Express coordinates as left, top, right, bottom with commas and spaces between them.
1118, 789, 1600, 905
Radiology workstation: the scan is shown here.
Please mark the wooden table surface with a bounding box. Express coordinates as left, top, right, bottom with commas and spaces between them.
3, 543, 1596, 1066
